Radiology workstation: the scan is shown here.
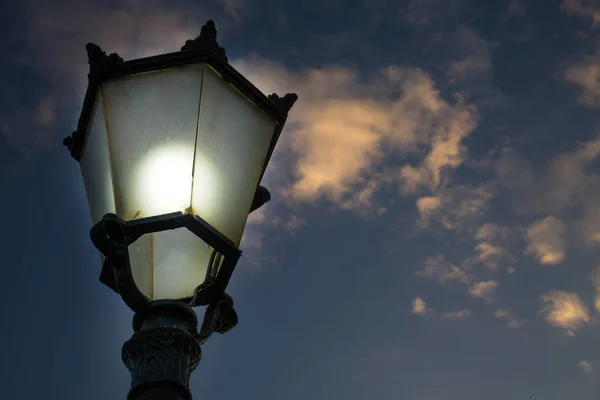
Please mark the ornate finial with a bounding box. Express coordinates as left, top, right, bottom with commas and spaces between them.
63, 131, 76, 151
181, 20, 228, 60
249, 185, 271, 213
86, 43, 124, 69
268, 93, 298, 114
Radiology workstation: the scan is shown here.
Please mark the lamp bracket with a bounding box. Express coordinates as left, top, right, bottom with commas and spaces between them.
90, 212, 241, 312
197, 293, 238, 345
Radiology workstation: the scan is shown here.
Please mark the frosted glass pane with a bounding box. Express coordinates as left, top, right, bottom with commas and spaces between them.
129, 234, 153, 298
192, 66, 277, 244
102, 65, 204, 220
151, 229, 213, 300
80, 92, 116, 224
129, 229, 213, 300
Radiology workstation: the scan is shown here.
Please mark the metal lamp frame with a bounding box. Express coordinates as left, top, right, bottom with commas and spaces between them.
63, 20, 296, 313
63, 20, 298, 400
91, 211, 241, 312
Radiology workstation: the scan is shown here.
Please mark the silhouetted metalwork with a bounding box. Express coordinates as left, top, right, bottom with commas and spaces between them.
86, 43, 124, 68
63, 19, 297, 400
123, 301, 201, 400
122, 297, 237, 399
268, 93, 299, 113
91, 212, 241, 310
181, 20, 227, 60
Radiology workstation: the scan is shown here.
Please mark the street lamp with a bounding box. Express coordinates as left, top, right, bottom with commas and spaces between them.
64, 20, 297, 400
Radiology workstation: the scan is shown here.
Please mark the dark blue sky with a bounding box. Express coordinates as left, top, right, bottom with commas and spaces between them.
2, 0, 600, 399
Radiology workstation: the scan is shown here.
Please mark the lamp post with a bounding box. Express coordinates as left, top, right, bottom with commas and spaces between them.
64, 20, 297, 400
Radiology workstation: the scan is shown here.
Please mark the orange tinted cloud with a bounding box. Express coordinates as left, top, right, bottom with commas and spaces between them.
539, 290, 591, 335
233, 58, 478, 214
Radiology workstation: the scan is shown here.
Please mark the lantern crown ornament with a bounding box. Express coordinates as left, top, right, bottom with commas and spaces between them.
65, 20, 297, 312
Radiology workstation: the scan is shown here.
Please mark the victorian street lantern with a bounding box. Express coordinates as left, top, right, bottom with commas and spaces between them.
64, 20, 297, 400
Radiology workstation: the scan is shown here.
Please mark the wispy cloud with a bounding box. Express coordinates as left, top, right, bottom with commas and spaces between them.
590, 265, 600, 314
539, 290, 591, 336
404, 0, 465, 26
234, 59, 478, 217
464, 223, 517, 270
217, 0, 245, 21
495, 135, 600, 246
496, 0, 536, 43
446, 26, 492, 83
494, 309, 524, 329
562, 0, 600, 25
415, 255, 471, 284
416, 184, 495, 232
468, 280, 498, 302
426, 25, 506, 105
525, 216, 566, 266
442, 309, 472, 319
2, 0, 213, 158
565, 48, 600, 108
578, 360, 595, 373
411, 297, 471, 320
506, 0, 527, 18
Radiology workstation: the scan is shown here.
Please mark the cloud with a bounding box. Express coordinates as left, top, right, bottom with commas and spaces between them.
468, 280, 499, 301
411, 296, 473, 320
240, 228, 265, 251
590, 265, 600, 313
465, 223, 517, 269
415, 255, 471, 284
36, 98, 57, 127
525, 216, 566, 265
497, 0, 536, 43
495, 135, 600, 248
282, 214, 306, 232
404, 0, 465, 26
416, 184, 495, 232
2, 0, 213, 158
412, 297, 431, 315
426, 26, 506, 105
471, 242, 510, 268
494, 309, 524, 328
399, 99, 477, 194
240, 212, 268, 267
240, 204, 308, 267
0, 95, 58, 159
21, 0, 481, 219
442, 309, 472, 319
28, 0, 205, 81
474, 222, 510, 242
446, 26, 491, 83
506, 0, 527, 18
495, 137, 600, 213
234, 59, 478, 215
539, 290, 591, 335
565, 49, 600, 108
562, 0, 600, 25
217, 0, 244, 21
578, 360, 594, 373
416, 195, 442, 222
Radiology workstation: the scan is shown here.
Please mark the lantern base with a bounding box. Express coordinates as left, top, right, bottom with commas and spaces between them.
122, 301, 201, 400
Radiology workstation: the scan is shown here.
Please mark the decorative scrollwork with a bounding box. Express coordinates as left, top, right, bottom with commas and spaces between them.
62, 131, 76, 151
268, 93, 299, 114
181, 20, 227, 61
86, 43, 124, 68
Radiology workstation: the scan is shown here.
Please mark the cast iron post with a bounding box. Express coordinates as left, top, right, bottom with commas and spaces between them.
122, 301, 201, 400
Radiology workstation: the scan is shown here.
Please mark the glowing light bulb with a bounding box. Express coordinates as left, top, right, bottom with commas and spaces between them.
137, 144, 193, 217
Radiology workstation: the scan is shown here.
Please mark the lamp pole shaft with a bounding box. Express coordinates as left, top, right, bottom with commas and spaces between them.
121, 302, 202, 400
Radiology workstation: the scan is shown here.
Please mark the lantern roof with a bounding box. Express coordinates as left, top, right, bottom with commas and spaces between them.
64, 20, 297, 184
